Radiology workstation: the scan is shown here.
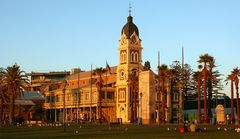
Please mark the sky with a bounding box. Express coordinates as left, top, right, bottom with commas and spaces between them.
0, 0, 240, 96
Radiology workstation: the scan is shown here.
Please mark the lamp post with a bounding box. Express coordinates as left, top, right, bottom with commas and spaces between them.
62, 80, 67, 132
179, 84, 184, 123
138, 92, 142, 125
140, 92, 142, 118
157, 85, 161, 126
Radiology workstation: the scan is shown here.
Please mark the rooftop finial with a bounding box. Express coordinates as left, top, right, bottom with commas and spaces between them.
128, 2, 132, 16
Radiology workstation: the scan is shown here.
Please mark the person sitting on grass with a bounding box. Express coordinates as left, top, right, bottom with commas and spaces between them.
190, 122, 196, 132
184, 121, 189, 132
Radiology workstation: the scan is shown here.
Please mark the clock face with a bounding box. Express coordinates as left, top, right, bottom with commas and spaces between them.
131, 36, 136, 44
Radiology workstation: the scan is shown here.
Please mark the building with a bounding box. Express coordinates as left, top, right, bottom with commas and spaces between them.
43, 67, 117, 123
26, 71, 70, 92
15, 91, 45, 124
116, 14, 143, 123
27, 13, 182, 124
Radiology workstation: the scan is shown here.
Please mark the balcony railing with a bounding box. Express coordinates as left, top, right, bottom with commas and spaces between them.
44, 98, 115, 109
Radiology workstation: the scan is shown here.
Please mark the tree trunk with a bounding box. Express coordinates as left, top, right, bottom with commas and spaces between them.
169, 77, 172, 123
134, 88, 137, 123
203, 67, 208, 123
230, 80, 234, 123
198, 78, 201, 123
0, 97, 2, 126
179, 85, 184, 123
235, 78, 239, 124
161, 77, 165, 124
236, 89, 239, 124
99, 88, 102, 124
9, 94, 14, 126
207, 77, 212, 122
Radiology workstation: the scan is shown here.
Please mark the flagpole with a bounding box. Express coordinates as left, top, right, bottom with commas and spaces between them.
157, 50, 161, 126
90, 64, 92, 122
181, 46, 184, 123
182, 47, 184, 68
106, 61, 108, 123
77, 67, 80, 124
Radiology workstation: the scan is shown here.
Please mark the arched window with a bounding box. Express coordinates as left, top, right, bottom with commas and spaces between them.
120, 52, 123, 63
131, 52, 134, 62
134, 52, 138, 62
123, 52, 126, 62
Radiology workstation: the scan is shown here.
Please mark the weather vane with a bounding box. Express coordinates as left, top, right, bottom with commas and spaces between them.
129, 2, 132, 16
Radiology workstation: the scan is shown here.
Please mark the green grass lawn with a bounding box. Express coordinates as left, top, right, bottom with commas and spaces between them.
0, 124, 240, 139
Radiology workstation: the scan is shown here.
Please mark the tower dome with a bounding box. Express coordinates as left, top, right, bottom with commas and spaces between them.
121, 16, 139, 39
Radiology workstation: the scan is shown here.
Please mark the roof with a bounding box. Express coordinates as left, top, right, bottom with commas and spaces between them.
121, 16, 139, 38
68, 66, 117, 80
15, 100, 35, 105
66, 73, 117, 90
21, 91, 45, 100
26, 71, 70, 76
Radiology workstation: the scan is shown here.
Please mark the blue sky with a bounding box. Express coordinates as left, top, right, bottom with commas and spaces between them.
0, 0, 240, 96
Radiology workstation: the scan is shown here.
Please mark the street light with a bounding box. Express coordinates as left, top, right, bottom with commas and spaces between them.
62, 80, 67, 132
138, 92, 143, 125
179, 84, 184, 123
157, 85, 161, 126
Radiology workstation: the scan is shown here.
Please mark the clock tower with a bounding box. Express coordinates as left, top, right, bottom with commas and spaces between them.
116, 14, 142, 123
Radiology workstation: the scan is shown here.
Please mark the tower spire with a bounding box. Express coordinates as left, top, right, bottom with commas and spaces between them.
129, 2, 132, 16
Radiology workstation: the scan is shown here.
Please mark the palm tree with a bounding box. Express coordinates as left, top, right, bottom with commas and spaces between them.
207, 60, 215, 119
129, 70, 138, 123
0, 67, 7, 126
232, 67, 240, 124
158, 64, 168, 123
198, 54, 213, 123
226, 74, 235, 123
202, 66, 208, 123
167, 69, 175, 123
193, 71, 202, 123
3, 64, 28, 125
93, 67, 106, 124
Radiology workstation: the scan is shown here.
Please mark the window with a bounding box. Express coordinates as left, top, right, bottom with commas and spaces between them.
80, 93, 85, 102
120, 51, 126, 63
131, 52, 134, 62
123, 52, 126, 62
120, 70, 125, 80
85, 93, 89, 101
46, 96, 50, 103
107, 92, 114, 99
132, 69, 137, 76
40, 76, 45, 80
67, 94, 71, 101
50, 95, 55, 102
101, 92, 105, 99
118, 89, 126, 101
120, 53, 123, 62
134, 52, 138, 62
56, 95, 60, 102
